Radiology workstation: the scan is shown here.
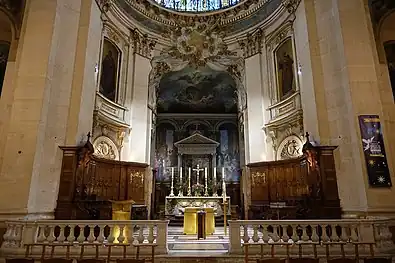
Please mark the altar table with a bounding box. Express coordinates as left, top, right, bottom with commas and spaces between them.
183, 207, 215, 235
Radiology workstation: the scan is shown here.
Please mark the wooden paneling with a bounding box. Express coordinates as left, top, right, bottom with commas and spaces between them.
247, 146, 341, 219
55, 146, 148, 220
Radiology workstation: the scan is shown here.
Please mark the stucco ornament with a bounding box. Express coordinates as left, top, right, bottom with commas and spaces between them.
148, 20, 247, 112
93, 136, 119, 160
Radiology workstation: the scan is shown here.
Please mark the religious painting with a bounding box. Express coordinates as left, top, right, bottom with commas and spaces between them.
358, 115, 392, 187
275, 38, 296, 99
0, 42, 10, 96
384, 42, 395, 100
217, 123, 240, 182
157, 67, 237, 114
155, 123, 177, 181
99, 39, 120, 102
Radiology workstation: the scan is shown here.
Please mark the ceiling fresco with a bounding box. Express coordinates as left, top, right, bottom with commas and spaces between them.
157, 67, 237, 113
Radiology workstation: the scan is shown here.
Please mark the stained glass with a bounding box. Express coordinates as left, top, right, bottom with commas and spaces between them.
154, 0, 241, 12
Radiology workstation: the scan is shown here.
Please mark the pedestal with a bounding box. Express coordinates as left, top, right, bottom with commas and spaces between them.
110, 199, 135, 243
197, 211, 206, 240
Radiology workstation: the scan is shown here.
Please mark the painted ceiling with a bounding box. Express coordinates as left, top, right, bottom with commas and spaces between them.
157, 67, 237, 113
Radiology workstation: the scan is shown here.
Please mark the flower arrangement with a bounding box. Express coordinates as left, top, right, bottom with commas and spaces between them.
192, 183, 204, 196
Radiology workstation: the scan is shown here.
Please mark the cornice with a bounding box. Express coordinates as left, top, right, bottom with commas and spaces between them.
112, 0, 283, 37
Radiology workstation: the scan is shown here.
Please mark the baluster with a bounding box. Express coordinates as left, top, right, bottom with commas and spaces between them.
340, 225, 349, 242
107, 225, 115, 243
321, 225, 330, 242
330, 225, 339, 241
47, 226, 56, 243
243, 225, 250, 243
301, 225, 309, 242
350, 225, 358, 242
57, 225, 66, 242
262, 225, 269, 243
97, 225, 105, 243
3, 225, 12, 245
291, 225, 299, 242
118, 225, 125, 244
148, 225, 155, 243
137, 225, 145, 243
87, 225, 96, 243
37, 225, 47, 243
128, 223, 135, 244
252, 225, 259, 243
67, 225, 75, 242
77, 225, 86, 243
272, 225, 280, 242
311, 225, 319, 242
282, 225, 289, 242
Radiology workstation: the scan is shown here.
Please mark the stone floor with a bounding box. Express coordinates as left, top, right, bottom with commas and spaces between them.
167, 226, 230, 256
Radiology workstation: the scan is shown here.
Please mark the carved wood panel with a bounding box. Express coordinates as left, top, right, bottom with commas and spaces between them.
56, 146, 148, 219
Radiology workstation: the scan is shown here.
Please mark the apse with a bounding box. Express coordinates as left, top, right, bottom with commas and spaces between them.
157, 66, 237, 114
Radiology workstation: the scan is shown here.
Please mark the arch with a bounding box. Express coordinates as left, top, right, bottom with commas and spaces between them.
0, 8, 18, 42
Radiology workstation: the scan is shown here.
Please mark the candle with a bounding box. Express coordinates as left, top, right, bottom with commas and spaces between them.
180, 167, 183, 183
222, 167, 225, 180
205, 167, 207, 182
213, 167, 216, 183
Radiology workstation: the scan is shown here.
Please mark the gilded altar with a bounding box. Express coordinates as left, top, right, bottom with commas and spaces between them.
165, 196, 230, 216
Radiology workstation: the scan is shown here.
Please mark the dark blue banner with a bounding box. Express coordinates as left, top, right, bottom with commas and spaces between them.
358, 115, 392, 187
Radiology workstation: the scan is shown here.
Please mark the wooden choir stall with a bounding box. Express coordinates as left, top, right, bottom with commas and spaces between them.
247, 134, 342, 220
55, 136, 149, 220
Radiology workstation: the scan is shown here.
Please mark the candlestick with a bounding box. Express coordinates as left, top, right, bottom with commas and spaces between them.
170, 167, 174, 197
222, 167, 226, 201
213, 167, 218, 197
178, 167, 183, 197
204, 167, 208, 196
187, 167, 192, 196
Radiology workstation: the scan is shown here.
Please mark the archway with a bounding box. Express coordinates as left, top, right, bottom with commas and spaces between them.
151, 65, 245, 220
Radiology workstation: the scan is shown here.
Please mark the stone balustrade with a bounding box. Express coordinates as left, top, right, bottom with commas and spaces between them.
229, 219, 395, 258
1, 220, 169, 259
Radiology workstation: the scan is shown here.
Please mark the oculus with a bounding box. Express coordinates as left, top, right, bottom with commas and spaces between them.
153, 0, 241, 12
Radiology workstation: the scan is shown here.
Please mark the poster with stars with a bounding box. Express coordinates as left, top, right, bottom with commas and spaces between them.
358, 115, 392, 187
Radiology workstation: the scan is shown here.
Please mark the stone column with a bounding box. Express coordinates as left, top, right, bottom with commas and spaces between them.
128, 54, 151, 164
298, 0, 395, 217
244, 54, 268, 163
0, 0, 102, 220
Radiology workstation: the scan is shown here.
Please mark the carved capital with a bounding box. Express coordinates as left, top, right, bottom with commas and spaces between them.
281, 0, 301, 14
131, 29, 156, 58
239, 29, 264, 58
96, 0, 112, 13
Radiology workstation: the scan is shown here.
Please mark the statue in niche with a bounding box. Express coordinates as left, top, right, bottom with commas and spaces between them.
276, 39, 295, 99
384, 42, 395, 99
0, 42, 10, 96
100, 39, 119, 102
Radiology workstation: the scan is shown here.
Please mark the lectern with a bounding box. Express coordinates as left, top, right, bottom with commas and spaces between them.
110, 199, 135, 243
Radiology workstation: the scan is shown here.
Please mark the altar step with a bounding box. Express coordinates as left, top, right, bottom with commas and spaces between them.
168, 215, 225, 227
167, 226, 229, 256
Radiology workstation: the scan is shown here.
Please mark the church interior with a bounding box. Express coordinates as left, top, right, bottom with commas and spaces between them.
0, 0, 395, 262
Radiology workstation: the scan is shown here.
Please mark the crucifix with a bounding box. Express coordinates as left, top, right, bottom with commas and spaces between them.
192, 164, 204, 184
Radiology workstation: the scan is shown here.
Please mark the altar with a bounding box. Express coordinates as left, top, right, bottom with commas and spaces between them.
165, 196, 230, 216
